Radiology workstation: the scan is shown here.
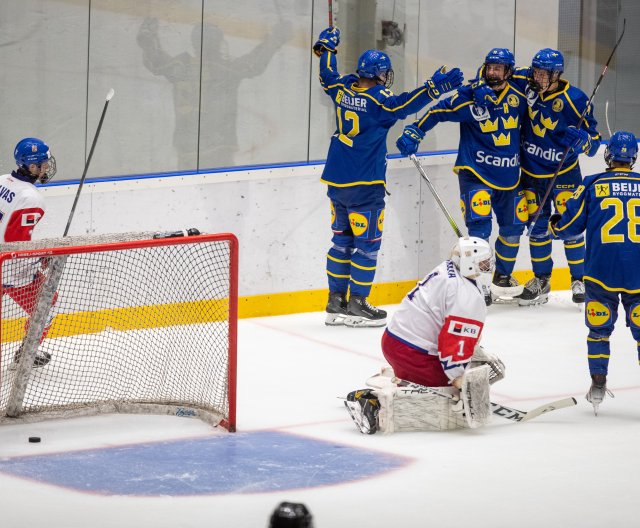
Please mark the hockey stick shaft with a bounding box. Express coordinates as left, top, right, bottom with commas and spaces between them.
410, 154, 463, 237
397, 379, 576, 423
530, 19, 626, 228
63, 88, 115, 237
328, 0, 333, 26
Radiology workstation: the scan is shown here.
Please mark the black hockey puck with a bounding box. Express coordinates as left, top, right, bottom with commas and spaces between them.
28, 436, 41, 443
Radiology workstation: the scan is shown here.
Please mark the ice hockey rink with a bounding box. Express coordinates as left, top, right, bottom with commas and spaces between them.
1, 290, 639, 528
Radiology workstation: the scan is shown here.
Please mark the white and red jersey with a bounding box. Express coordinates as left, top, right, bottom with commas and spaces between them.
0, 172, 45, 287
386, 260, 487, 383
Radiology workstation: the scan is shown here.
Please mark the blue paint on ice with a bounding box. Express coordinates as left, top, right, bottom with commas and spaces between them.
0, 431, 409, 496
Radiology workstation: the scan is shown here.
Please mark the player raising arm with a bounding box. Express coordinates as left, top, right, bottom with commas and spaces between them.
549, 131, 637, 414
512, 49, 601, 305
314, 27, 463, 327
1, 138, 58, 368
396, 48, 530, 305
345, 237, 506, 433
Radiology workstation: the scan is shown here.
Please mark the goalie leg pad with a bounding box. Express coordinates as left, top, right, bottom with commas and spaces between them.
460, 365, 491, 428
377, 386, 468, 433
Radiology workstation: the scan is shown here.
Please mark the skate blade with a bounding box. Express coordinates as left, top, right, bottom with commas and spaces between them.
516, 294, 549, 307
490, 285, 524, 297
325, 312, 347, 326
344, 316, 387, 328
491, 295, 519, 305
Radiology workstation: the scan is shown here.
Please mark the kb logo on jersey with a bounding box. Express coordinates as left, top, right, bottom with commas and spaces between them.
586, 301, 611, 327
447, 320, 480, 336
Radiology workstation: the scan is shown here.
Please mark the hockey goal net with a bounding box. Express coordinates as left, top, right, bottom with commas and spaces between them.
0, 231, 238, 431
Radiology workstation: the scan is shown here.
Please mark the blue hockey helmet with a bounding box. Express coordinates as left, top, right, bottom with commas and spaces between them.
14, 137, 57, 183
357, 50, 394, 88
485, 48, 515, 68
605, 131, 638, 168
531, 48, 564, 73
483, 48, 515, 86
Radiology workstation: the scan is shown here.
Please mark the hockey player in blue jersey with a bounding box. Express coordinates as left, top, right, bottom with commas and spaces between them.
511, 48, 601, 306
313, 27, 463, 326
549, 131, 638, 414
396, 48, 529, 304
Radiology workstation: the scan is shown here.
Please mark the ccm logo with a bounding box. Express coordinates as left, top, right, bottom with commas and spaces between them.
447, 321, 480, 336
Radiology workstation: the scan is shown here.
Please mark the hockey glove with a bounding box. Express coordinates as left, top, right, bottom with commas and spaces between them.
425, 66, 463, 99
471, 79, 497, 107
396, 124, 424, 157
313, 27, 340, 57
562, 126, 591, 152
548, 213, 562, 237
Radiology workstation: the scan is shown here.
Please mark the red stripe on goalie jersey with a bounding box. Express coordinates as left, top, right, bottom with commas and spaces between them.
437, 315, 483, 364
4, 207, 44, 242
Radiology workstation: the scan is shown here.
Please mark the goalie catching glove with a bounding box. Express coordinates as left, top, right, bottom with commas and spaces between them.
469, 345, 505, 385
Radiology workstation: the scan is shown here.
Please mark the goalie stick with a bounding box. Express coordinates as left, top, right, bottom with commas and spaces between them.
395, 379, 577, 423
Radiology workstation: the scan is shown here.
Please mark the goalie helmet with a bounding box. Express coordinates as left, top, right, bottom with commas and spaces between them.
357, 49, 394, 88
14, 137, 57, 184
269, 502, 313, 528
450, 237, 495, 293
605, 131, 637, 168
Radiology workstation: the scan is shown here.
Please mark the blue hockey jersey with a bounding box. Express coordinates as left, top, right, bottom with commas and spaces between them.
550, 168, 640, 292
318, 51, 438, 187
412, 82, 527, 190
512, 68, 601, 178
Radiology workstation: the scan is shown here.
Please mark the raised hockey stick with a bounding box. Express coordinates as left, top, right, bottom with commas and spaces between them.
328, 0, 333, 26
396, 379, 577, 423
530, 18, 626, 229
63, 88, 115, 237
410, 154, 463, 237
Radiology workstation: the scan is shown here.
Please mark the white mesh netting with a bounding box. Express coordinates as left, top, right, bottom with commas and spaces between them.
0, 232, 237, 430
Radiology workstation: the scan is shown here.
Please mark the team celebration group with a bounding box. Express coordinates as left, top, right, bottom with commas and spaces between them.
312, 26, 639, 432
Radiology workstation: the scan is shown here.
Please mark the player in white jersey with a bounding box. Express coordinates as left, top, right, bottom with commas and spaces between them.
345, 237, 506, 433
1, 138, 57, 368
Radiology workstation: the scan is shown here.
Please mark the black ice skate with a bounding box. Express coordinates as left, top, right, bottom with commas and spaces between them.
344, 389, 380, 434
515, 274, 551, 306
571, 276, 586, 304
325, 291, 348, 326
344, 296, 387, 327
490, 273, 524, 301
11, 344, 51, 369
585, 373, 614, 416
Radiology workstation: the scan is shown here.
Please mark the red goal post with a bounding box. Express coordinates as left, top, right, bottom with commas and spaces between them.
0, 231, 238, 432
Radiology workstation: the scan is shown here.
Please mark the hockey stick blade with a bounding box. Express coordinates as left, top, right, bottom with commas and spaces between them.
493, 397, 577, 423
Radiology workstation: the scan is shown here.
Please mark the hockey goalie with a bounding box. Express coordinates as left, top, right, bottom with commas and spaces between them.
344, 237, 506, 433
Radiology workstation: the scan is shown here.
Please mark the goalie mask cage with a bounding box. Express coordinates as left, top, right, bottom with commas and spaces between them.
0, 231, 238, 432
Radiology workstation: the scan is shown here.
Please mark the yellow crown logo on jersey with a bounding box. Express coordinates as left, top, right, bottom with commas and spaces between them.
479, 118, 499, 133
539, 115, 558, 130
532, 123, 547, 138
501, 116, 519, 129
492, 132, 511, 146
528, 107, 538, 120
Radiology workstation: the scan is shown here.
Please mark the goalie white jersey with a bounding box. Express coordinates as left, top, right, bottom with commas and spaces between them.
386, 260, 487, 382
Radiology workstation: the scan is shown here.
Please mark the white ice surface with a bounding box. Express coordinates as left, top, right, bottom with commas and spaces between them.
1, 291, 639, 528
